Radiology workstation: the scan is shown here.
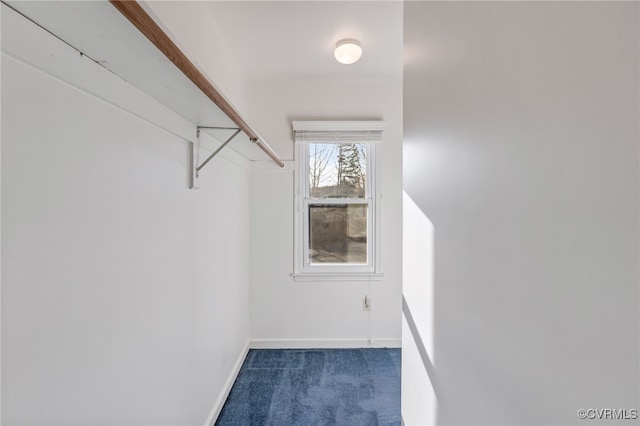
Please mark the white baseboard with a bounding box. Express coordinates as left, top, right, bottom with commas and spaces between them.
203, 340, 250, 426
250, 338, 401, 349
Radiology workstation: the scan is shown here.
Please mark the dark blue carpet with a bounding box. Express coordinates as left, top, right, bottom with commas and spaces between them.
215, 348, 401, 426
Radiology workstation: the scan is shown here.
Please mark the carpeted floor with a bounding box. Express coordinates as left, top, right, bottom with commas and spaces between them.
215, 348, 401, 426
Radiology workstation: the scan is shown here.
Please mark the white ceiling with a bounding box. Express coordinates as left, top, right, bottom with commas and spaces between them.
205, 1, 403, 82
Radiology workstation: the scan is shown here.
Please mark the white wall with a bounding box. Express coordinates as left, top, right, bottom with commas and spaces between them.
144, 1, 404, 348
403, 2, 639, 425
1, 14, 251, 425
402, 192, 436, 425
247, 77, 403, 347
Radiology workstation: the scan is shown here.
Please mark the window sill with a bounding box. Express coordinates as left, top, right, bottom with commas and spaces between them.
291, 272, 384, 282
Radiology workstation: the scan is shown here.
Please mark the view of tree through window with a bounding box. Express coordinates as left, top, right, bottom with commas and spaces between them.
308, 143, 368, 264
309, 143, 367, 198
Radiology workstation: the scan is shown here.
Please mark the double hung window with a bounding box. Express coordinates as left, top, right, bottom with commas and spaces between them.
292, 121, 384, 280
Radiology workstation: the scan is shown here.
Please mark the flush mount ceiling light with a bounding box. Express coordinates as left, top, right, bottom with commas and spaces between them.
334, 39, 362, 65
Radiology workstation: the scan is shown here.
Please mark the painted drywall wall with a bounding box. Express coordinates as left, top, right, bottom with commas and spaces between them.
402, 314, 436, 426
402, 192, 437, 425
247, 77, 403, 346
403, 2, 639, 425
144, 1, 403, 347
1, 24, 250, 426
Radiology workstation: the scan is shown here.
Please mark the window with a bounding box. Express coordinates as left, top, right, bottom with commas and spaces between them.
292, 121, 384, 281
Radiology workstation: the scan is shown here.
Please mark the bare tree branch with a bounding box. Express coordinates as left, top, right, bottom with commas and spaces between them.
309, 145, 332, 192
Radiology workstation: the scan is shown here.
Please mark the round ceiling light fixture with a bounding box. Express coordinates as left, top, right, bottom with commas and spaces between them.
334, 39, 362, 65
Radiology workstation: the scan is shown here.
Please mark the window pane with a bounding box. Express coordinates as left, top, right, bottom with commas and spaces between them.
309, 203, 367, 264
309, 143, 367, 198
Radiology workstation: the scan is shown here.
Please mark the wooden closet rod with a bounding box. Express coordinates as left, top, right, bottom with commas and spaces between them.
109, 0, 285, 168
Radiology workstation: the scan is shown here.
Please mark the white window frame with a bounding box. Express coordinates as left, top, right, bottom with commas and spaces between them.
292, 121, 384, 282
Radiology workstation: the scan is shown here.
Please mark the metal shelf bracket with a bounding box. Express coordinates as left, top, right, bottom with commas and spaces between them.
190, 126, 242, 189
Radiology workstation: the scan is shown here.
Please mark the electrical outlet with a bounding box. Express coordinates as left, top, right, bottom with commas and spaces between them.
363, 295, 371, 311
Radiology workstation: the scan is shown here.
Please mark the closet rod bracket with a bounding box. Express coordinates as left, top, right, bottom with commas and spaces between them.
190, 126, 242, 189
